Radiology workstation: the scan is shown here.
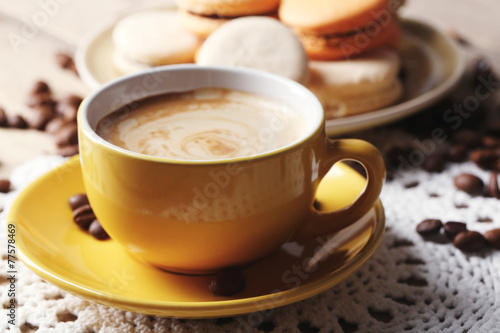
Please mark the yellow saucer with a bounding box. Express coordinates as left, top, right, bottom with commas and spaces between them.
9, 156, 384, 318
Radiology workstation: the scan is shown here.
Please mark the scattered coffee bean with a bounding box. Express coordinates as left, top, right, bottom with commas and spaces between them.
488, 172, 500, 198
56, 144, 79, 157
55, 52, 73, 68
447, 28, 469, 46
0, 179, 11, 193
385, 147, 412, 168
483, 229, 500, 249
0, 108, 7, 127
26, 108, 54, 130
209, 269, 246, 296
68, 193, 89, 211
422, 152, 445, 172
30, 80, 51, 95
443, 221, 468, 240
453, 173, 484, 196
482, 136, 500, 148
7, 115, 28, 129
25, 93, 56, 109
56, 95, 82, 122
453, 231, 487, 252
45, 117, 68, 134
469, 148, 499, 170
451, 129, 482, 149
404, 180, 419, 189
55, 52, 78, 75
72, 204, 96, 230
88, 219, 110, 240
445, 144, 468, 162
472, 58, 497, 84
54, 122, 78, 147
416, 219, 442, 236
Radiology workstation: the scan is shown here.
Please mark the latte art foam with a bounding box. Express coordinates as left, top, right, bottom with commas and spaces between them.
97, 89, 306, 160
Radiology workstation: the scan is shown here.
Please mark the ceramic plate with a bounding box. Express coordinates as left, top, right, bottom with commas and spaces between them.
75, 14, 465, 137
9, 156, 384, 318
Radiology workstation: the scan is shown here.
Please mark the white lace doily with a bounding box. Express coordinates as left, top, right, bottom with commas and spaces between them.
1, 134, 499, 333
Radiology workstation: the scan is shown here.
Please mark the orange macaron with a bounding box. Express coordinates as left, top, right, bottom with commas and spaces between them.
279, 0, 403, 60
177, 0, 280, 37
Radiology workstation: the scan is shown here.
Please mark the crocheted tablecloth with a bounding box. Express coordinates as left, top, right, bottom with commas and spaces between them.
2, 133, 500, 333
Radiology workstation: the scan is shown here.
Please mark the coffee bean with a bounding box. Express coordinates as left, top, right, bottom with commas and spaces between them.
447, 28, 470, 46
416, 219, 442, 236
422, 152, 445, 172
26, 108, 54, 130
445, 144, 468, 162
55, 52, 78, 75
385, 147, 412, 168
444, 221, 468, 240
55, 52, 73, 69
72, 204, 96, 230
56, 144, 79, 157
453, 231, 486, 252
56, 95, 83, 122
25, 93, 56, 109
54, 122, 78, 147
452, 129, 482, 148
481, 136, 500, 148
7, 115, 28, 129
483, 228, 500, 249
472, 58, 497, 84
68, 193, 89, 211
0, 108, 7, 127
209, 269, 246, 296
453, 173, 484, 196
469, 148, 499, 170
88, 219, 110, 240
488, 172, 500, 198
45, 117, 68, 134
30, 80, 51, 95
0, 179, 11, 193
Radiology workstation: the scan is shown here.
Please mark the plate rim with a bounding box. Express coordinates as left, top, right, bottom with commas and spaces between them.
10, 157, 385, 318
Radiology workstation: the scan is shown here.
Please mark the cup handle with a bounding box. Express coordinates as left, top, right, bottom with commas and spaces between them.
291, 138, 386, 241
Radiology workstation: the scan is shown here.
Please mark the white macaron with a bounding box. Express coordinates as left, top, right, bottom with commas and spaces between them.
196, 16, 309, 84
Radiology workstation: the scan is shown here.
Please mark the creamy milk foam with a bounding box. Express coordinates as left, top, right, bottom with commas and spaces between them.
97, 88, 307, 160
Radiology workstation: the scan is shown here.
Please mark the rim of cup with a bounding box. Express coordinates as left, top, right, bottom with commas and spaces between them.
78, 64, 325, 165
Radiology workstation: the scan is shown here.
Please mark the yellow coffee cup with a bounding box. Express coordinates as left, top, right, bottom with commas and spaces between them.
78, 65, 385, 274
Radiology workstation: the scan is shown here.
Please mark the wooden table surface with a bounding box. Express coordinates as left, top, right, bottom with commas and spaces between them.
0, 0, 499, 178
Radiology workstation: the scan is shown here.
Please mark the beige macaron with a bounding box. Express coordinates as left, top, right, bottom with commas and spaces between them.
196, 16, 309, 84
112, 10, 200, 74
307, 47, 403, 118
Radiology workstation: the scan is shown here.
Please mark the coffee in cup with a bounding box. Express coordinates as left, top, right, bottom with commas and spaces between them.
96, 88, 307, 160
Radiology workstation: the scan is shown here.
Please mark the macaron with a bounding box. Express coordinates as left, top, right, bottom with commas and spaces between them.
279, 0, 402, 60
176, 0, 280, 37
112, 10, 200, 74
196, 17, 309, 84
307, 48, 403, 118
